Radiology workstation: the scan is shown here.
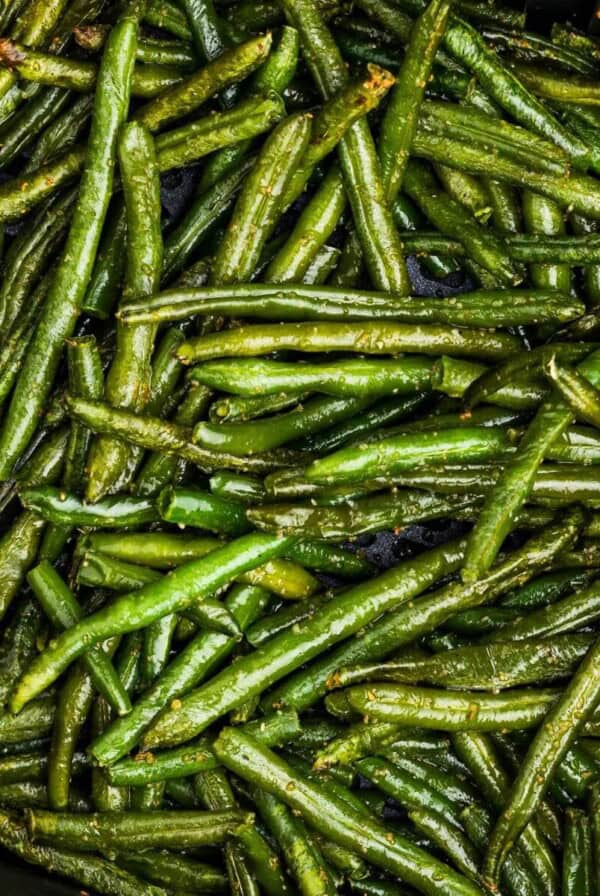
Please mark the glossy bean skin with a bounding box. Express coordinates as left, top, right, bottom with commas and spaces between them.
65, 395, 303, 473
336, 635, 594, 691
85, 120, 162, 501
135, 33, 272, 130
27, 563, 130, 717
211, 112, 312, 284
19, 488, 158, 528
485, 631, 600, 885
0, 7, 139, 478
266, 511, 581, 712
120, 285, 584, 328
106, 711, 300, 785
343, 684, 560, 731
280, 0, 411, 294
89, 583, 271, 766
194, 395, 372, 455
177, 322, 521, 364
141, 538, 470, 746
10, 534, 294, 713
379, 0, 451, 200
157, 486, 251, 536
248, 491, 477, 540
306, 426, 512, 485
26, 808, 251, 850
214, 729, 482, 896
0, 811, 165, 896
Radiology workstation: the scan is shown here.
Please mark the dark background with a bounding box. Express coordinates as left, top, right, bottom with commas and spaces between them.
1, 0, 598, 892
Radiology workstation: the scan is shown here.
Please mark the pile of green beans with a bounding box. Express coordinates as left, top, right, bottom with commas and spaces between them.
2, 0, 600, 894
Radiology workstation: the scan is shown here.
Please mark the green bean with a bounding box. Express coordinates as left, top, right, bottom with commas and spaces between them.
443, 19, 590, 167
135, 385, 212, 497
127, 284, 583, 329
313, 719, 401, 768
485, 630, 600, 884
433, 166, 492, 222
162, 158, 254, 281
177, 321, 521, 364
115, 850, 226, 893
357, 756, 462, 827
65, 394, 302, 473
265, 165, 346, 284
282, 64, 395, 209
382, 463, 600, 506
40, 334, 104, 563
409, 807, 481, 883
0, 4, 138, 479
380, 0, 451, 200
295, 394, 429, 454
142, 537, 467, 746
306, 426, 511, 485
85, 121, 162, 501
79, 534, 317, 599
157, 486, 251, 536
245, 595, 343, 649
27, 807, 250, 850
81, 197, 127, 318
215, 729, 482, 896
345, 684, 559, 732
0, 40, 182, 95
461, 804, 542, 896
523, 191, 570, 295
209, 472, 267, 504
419, 100, 570, 178
0, 810, 167, 896
144, 0, 192, 39
484, 574, 600, 643
0, 187, 76, 331
28, 563, 130, 716
198, 765, 290, 896
19, 488, 158, 528
0, 424, 69, 620
462, 344, 596, 410
47, 662, 94, 812
452, 732, 559, 886
195, 395, 372, 455
76, 553, 239, 636
84, 528, 370, 578
249, 490, 476, 540
403, 160, 519, 285
501, 569, 594, 610
155, 91, 285, 173
544, 355, 600, 430
0, 596, 44, 705
107, 711, 300, 786
11, 534, 292, 713
0, 698, 55, 744
209, 112, 311, 284
562, 809, 594, 896
338, 636, 594, 691
135, 33, 271, 131
90, 583, 269, 766
463, 349, 600, 581
412, 128, 600, 220
267, 511, 581, 712
0, 512, 45, 622
281, 0, 410, 293
253, 786, 336, 895
0, 146, 85, 224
